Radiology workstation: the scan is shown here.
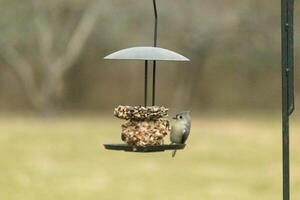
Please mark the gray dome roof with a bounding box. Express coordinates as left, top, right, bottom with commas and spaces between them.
104, 47, 189, 61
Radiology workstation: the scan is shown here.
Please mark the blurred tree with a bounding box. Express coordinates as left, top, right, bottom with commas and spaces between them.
0, 0, 102, 114
0, 0, 297, 113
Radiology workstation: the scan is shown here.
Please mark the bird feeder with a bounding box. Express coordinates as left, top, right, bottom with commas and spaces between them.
103, 0, 190, 152
102, 1, 296, 200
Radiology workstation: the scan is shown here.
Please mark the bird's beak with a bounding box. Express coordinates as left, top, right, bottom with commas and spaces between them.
172, 116, 177, 119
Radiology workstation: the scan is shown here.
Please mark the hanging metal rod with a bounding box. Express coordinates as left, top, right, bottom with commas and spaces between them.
153, 0, 158, 47
144, 60, 148, 106
152, 0, 158, 106
143, 0, 158, 107
152, 61, 156, 106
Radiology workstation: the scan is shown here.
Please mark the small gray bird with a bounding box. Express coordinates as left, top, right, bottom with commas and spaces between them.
170, 111, 191, 157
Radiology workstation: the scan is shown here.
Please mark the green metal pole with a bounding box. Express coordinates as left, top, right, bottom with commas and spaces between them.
281, 1, 294, 200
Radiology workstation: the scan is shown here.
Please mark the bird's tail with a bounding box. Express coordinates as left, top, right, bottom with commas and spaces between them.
172, 150, 177, 158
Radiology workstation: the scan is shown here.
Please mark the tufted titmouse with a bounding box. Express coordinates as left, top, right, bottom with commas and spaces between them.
170, 111, 191, 157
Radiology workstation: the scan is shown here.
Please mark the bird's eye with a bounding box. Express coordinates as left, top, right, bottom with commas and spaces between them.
179, 116, 183, 119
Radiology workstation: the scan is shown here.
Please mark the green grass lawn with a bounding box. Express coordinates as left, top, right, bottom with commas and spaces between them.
0, 115, 299, 200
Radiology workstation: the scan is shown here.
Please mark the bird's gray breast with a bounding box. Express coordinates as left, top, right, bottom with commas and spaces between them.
170, 122, 187, 144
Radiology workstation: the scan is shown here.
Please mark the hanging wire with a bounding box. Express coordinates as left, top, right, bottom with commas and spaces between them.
152, 0, 158, 106
143, 0, 158, 107
153, 0, 158, 47
144, 60, 148, 106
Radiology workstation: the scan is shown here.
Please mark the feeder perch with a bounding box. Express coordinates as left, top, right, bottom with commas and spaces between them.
103, 0, 190, 152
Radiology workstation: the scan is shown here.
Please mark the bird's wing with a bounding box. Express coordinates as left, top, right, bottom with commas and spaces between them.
181, 123, 191, 144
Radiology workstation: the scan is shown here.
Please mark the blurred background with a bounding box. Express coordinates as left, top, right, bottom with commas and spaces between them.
0, 0, 299, 199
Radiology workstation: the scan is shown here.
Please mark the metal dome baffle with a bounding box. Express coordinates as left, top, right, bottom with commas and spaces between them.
103, 0, 190, 153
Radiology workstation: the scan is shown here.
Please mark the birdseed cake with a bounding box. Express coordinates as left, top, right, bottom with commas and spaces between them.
114, 105, 170, 146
